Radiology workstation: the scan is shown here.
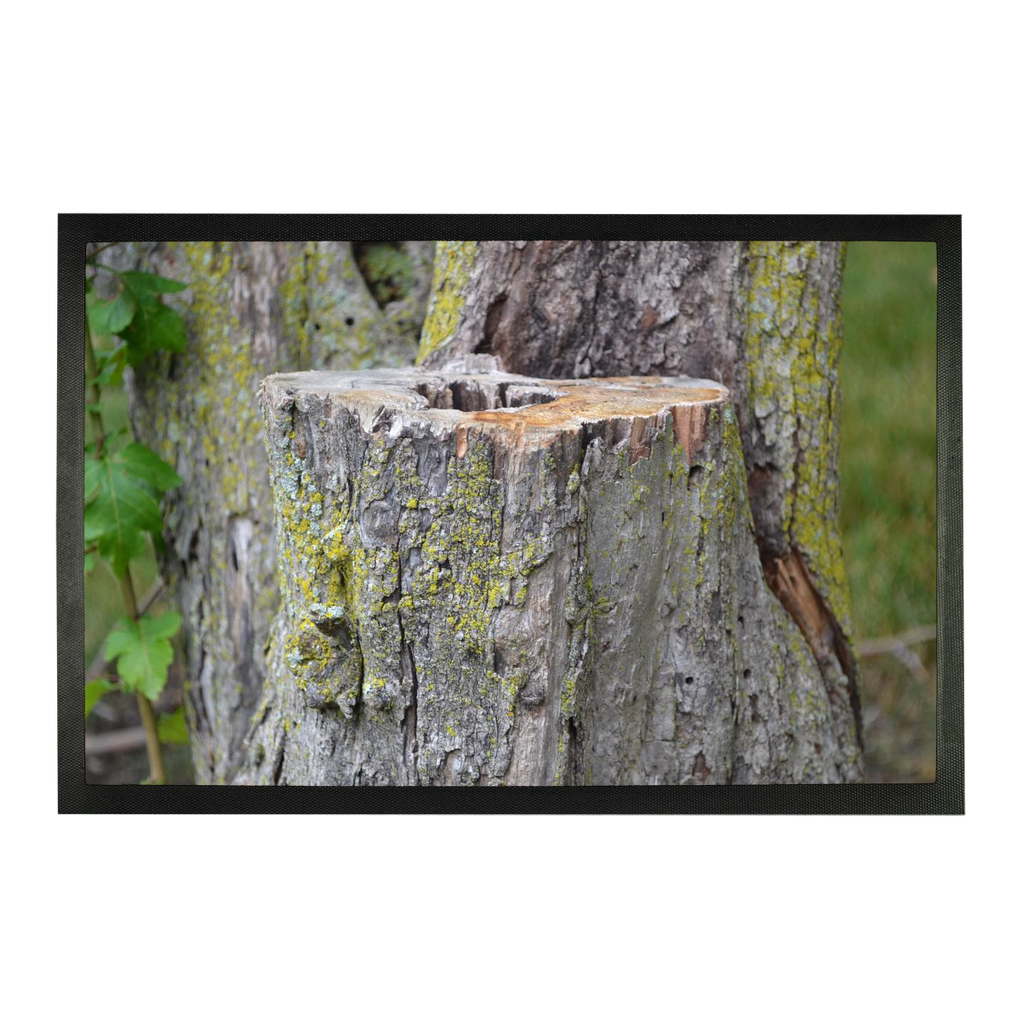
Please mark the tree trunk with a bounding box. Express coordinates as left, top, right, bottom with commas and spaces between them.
118, 241, 433, 782
239, 368, 861, 784
419, 241, 861, 754
111, 238, 862, 785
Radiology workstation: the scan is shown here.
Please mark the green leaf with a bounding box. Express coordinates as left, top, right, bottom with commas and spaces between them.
119, 270, 188, 295
120, 294, 187, 361
93, 343, 127, 387
84, 551, 95, 576
104, 612, 181, 700
85, 678, 116, 719
83, 475, 159, 541
115, 270, 188, 360
87, 283, 137, 336
116, 443, 182, 492
89, 522, 147, 575
84, 444, 178, 575
84, 458, 103, 501
85, 280, 98, 319
157, 706, 189, 745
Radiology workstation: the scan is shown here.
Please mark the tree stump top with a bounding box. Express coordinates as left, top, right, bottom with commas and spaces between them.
260, 367, 728, 462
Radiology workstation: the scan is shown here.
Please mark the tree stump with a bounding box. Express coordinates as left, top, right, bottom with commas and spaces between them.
245, 367, 862, 785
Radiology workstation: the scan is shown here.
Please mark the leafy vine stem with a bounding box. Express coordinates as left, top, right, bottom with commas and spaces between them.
84, 247, 189, 783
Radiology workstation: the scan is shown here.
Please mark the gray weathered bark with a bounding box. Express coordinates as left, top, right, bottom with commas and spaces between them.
239, 368, 861, 784
107, 238, 861, 785
419, 241, 860, 751
115, 241, 433, 782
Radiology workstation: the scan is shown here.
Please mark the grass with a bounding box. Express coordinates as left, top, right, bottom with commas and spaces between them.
840, 241, 937, 639
840, 241, 937, 781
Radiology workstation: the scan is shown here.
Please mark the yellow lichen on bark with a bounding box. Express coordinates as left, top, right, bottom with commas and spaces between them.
416, 241, 479, 364
742, 240, 853, 635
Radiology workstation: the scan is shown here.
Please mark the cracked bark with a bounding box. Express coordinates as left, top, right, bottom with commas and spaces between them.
99, 238, 861, 785
419, 240, 861, 762
239, 368, 861, 785
106, 241, 433, 782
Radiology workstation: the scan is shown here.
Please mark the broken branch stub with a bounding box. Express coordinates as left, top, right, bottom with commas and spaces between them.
252, 368, 862, 785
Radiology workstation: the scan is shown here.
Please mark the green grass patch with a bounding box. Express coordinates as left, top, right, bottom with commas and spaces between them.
840, 241, 937, 641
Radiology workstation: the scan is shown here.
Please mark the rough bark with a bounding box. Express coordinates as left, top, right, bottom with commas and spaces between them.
419, 241, 860, 747
239, 368, 861, 785
112, 241, 433, 782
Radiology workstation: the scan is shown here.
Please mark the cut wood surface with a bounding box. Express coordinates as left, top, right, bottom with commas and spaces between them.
240, 367, 862, 785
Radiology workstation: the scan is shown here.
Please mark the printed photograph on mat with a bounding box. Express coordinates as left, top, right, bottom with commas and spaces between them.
81, 240, 936, 787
